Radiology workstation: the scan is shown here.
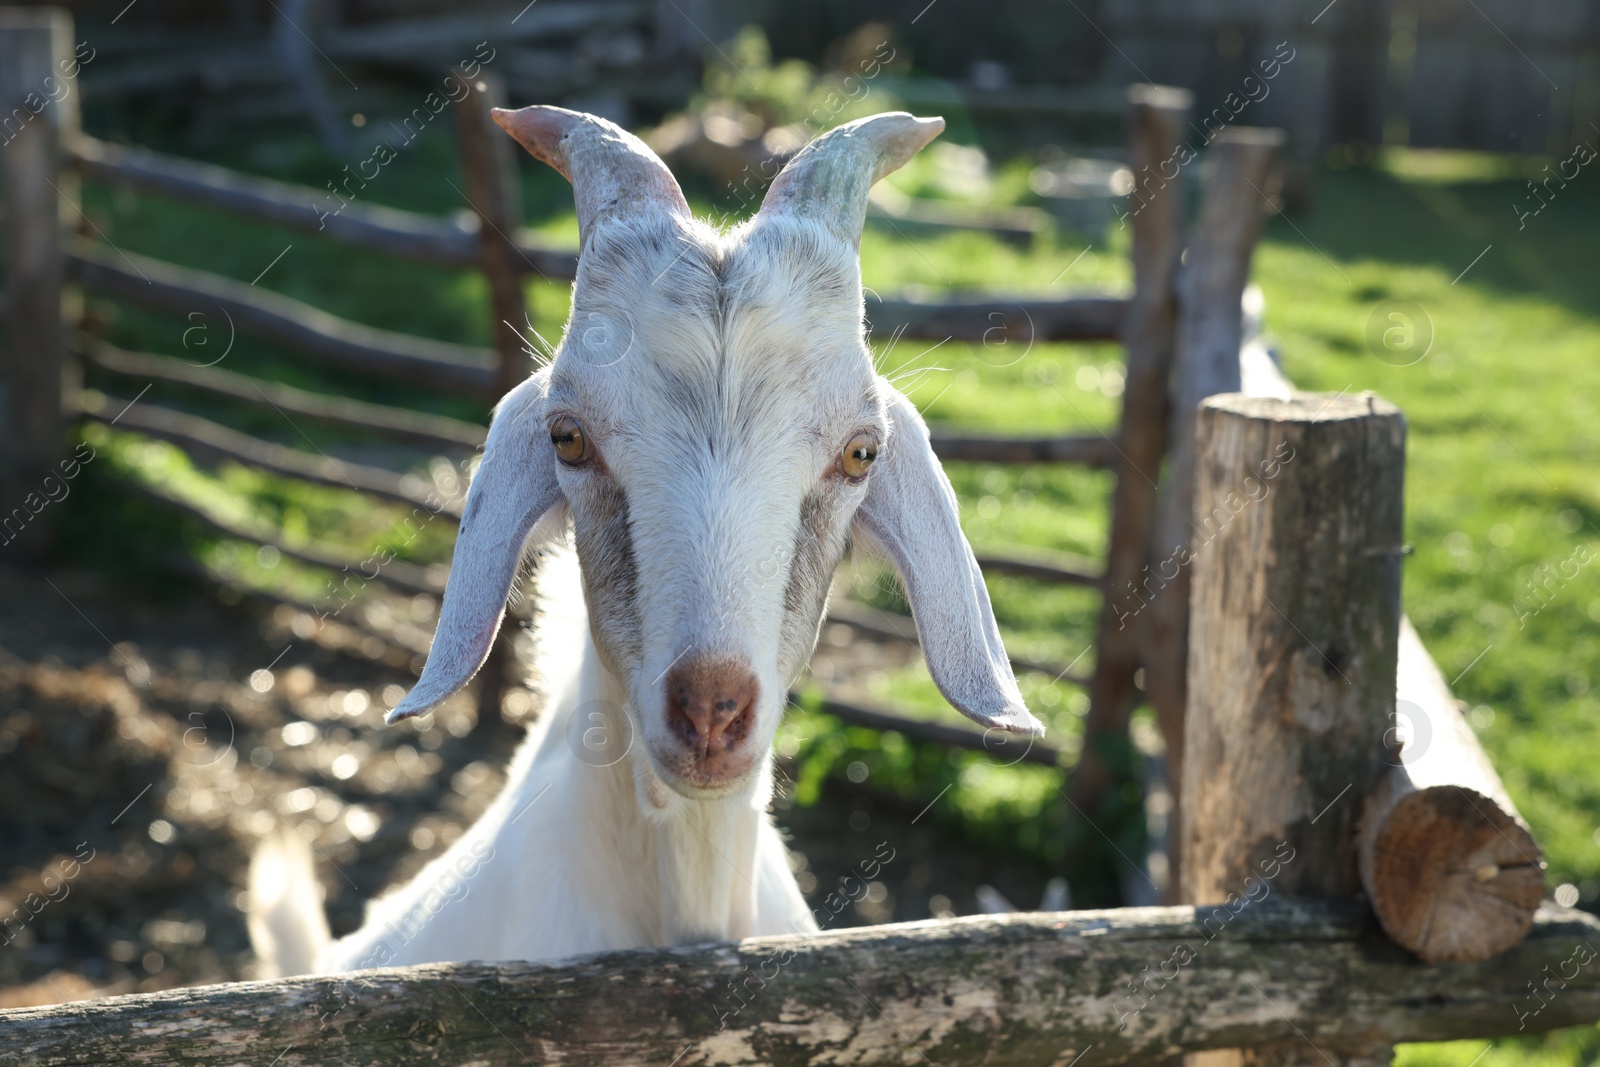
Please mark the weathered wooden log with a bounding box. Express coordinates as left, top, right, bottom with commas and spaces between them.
170, 552, 434, 665
0, 10, 76, 560
78, 391, 463, 520
79, 340, 488, 452
1072, 84, 1191, 827
972, 550, 1103, 590
318, 1, 647, 64
929, 429, 1119, 468
455, 71, 534, 396
1182, 392, 1407, 901
1359, 617, 1546, 963
67, 135, 581, 278
114, 477, 448, 599
69, 239, 501, 396
866, 189, 1052, 245
867, 292, 1127, 343
1141, 128, 1285, 824
2, 900, 1597, 1066
1182, 391, 1407, 1067
823, 601, 1090, 688
453, 70, 531, 729
804, 689, 1065, 767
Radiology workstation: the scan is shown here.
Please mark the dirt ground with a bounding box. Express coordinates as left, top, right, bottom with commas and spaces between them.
0, 563, 1053, 1009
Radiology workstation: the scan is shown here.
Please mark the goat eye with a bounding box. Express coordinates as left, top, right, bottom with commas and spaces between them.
550, 417, 590, 466
840, 432, 878, 479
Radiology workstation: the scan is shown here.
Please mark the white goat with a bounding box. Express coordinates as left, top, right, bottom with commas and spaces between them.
249, 107, 1042, 977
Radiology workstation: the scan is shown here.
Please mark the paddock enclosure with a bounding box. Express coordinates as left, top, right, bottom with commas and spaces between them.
3, 6, 1596, 1065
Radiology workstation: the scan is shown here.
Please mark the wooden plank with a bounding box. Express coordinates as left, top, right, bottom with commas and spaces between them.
66, 135, 580, 278
1358, 618, 1545, 963
79, 340, 488, 451
929, 430, 1119, 468
1072, 84, 1191, 832
77, 391, 463, 520
868, 292, 1127, 343
68, 239, 501, 396
1140, 127, 1285, 827
0, 10, 77, 560
1, 900, 1596, 1065
1182, 392, 1408, 1067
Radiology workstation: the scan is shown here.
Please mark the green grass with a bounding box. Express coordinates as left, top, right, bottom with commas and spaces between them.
56, 111, 1600, 1060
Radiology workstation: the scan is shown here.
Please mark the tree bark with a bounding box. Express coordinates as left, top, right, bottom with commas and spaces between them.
1358, 617, 1545, 963
1182, 392, 1408, 1067
2, 901, 1596, 1066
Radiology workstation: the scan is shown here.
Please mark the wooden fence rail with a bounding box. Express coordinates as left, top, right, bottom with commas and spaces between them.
70, 239, 503, 396
79, 391, 464, 517
68, 134, 581, 277
1, 901, 1595, 1066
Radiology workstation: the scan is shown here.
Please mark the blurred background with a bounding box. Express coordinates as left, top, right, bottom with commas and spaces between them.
0, 1, 1596, 1064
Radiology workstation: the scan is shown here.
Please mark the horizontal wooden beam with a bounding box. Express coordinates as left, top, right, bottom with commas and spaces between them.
974, 551, 1104, 589
114, 478, 448, 599
68, 136, 580, 278
79, 391, 463, 519
869, 292, 1127, 343
80, 340, 488, 452
826, 602, 1090, 688
319, 1, 646, 63
3, 901, 1595, 1065
68, 239, 501, 396
168, 552, 434, 664
931, 428, 1120, 467
806, 689, 1065, 766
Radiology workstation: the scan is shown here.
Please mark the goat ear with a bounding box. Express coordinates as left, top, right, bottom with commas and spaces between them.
388, 370, 563, 724
854, 384, 1044, 736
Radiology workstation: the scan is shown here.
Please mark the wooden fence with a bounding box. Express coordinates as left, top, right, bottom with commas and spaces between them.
0, 9, 1233, 826
0, 385, 1591, 1058
2, 8, 1589, 1059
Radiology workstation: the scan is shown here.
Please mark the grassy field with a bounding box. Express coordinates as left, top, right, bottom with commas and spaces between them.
60, 105, 1600, 1061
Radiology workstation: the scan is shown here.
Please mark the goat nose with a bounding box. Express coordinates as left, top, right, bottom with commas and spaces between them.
663, 658, 758, 756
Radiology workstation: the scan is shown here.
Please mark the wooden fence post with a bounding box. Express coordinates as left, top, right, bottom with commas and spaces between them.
1071, 84, 1190, 871
1181, 392, 1407, 1067
455, 70, 532, 398
0, 8, 77, 561
1140, 128, 1285, 870
455, 71, 534, 734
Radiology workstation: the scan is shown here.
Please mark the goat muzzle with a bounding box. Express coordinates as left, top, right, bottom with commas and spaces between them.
662, 657, 759, 784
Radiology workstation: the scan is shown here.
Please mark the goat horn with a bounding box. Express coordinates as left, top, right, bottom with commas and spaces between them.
491, 105, 690, 249
755, 112, 944, 245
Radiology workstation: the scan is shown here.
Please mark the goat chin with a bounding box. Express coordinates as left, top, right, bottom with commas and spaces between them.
247, 546, 817, 978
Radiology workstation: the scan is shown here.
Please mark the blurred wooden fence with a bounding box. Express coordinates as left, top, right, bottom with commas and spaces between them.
0, 6, 1252, 841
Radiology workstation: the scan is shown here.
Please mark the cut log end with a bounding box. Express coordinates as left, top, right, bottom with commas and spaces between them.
1366, 784, 1544, 964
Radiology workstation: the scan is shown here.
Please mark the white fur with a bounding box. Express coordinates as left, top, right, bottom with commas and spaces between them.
261, 550, 814, 974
